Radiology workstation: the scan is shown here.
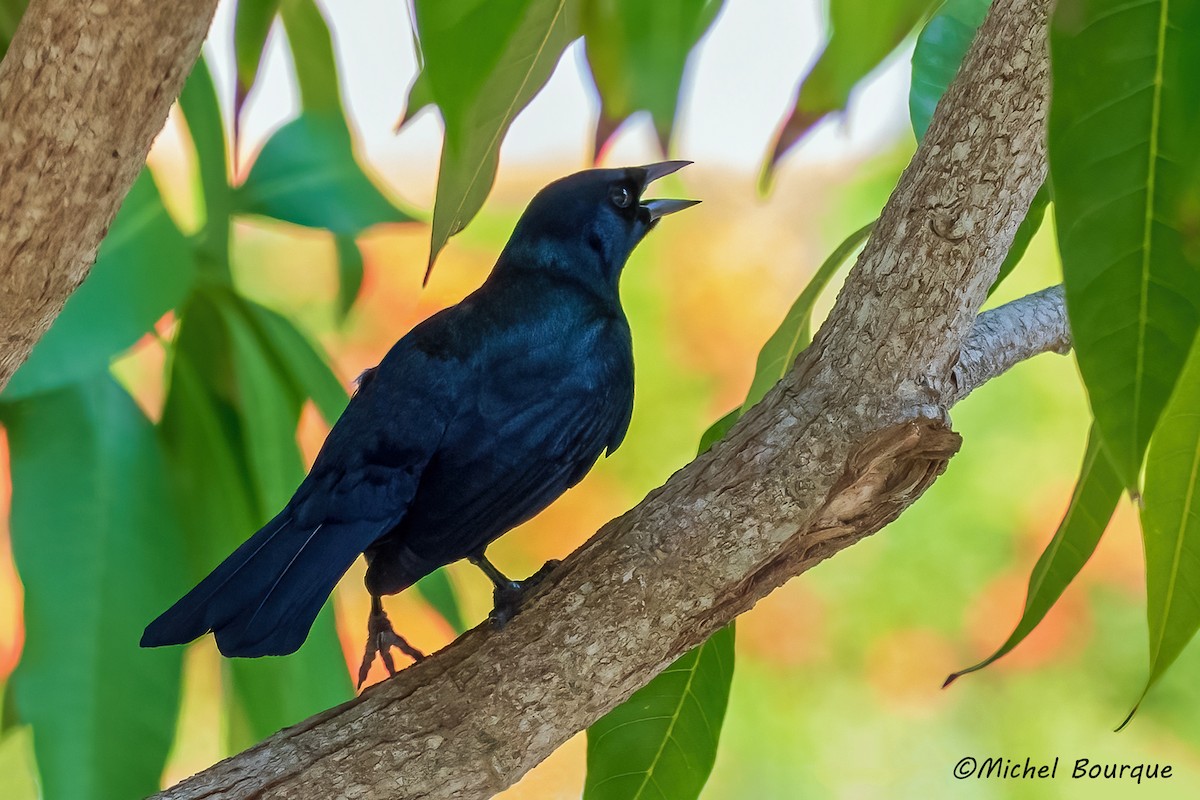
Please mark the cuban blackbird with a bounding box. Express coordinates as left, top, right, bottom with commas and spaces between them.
141, 162, 698, 684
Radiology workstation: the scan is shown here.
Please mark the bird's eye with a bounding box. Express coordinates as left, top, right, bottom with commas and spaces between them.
609, 185, 633, 209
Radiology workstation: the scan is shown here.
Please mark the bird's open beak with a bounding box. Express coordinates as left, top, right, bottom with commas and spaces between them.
638, 161, 701, 221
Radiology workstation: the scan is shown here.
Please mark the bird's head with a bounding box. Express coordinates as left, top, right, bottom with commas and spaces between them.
498, 161, 699, 290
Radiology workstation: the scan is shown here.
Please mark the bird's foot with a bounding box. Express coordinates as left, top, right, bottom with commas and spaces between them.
357, 600, 424, 689
489, 559, 561, 629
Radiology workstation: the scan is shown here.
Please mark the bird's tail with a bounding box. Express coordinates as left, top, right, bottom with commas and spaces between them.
141, 509, 382, 657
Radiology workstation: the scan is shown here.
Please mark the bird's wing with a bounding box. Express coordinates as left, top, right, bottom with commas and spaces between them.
143, 337, 461, 656
401, 376, 630, 562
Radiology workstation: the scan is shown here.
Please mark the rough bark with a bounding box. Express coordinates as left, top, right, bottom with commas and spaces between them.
951, 285, 1069, 405
0, 0, 219, 391
154, 0, 1054, 797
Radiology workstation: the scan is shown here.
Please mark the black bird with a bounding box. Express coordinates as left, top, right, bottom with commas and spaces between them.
141, 162, 698, 684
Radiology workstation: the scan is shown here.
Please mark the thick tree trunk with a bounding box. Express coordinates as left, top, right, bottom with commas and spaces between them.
0, 0, 218, 391
154, 0, 1056, 797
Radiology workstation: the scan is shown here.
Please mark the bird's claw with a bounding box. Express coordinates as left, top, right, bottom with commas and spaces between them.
357, 602, 424, 689
488, 559, 561, 629
489, 582, 523, 628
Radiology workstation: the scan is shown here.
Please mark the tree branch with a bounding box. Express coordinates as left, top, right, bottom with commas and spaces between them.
952, 285, 1070, 404
0, 0, 218, 391
156, 0, 1053, 796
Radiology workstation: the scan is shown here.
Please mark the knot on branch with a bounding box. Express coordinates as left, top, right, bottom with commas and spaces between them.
725, 417, 961, 615
929, 210, 970, 243
816, 417, 962, 538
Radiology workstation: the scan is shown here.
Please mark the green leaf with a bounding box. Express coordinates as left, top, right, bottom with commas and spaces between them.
1130, 337, 1200, 720
179, 56, 233, 267
238, 299, 349, 425
237, 112, 415, 235
334, 235, 365, 321
411, 0, 581, 275
234, 0, 282, 133
415, 569, 467, 634
1, 682, 16, 730
398, 69, 436, 129
211, 295, 306, 513
0, 726, 39, 800
583, 406, 740, 800
764, 0, 939, 185
583, 374, 743, 800
945, 428, 1122, 684
909, 0, 990, 142
224, 615, 348, 749
0, 0, 28, 57
206, 303, 355, 722
582, 0, 723, 158
3, 169, 196, 400
585, 624, 734, 800
240, 0, 415, 241
697, 407, 740, 453
279, 0, 342, 114
160, 316, 261, 579
161, 294, 352, 744
1050, 0, 1200, 487
585, 220, 875, 797
742, 220, 874, 411
991, 183, 1050, 296
1, 374, 187, 800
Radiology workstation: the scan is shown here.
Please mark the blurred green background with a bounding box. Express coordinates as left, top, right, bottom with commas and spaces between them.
6, 147, 1192, 798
